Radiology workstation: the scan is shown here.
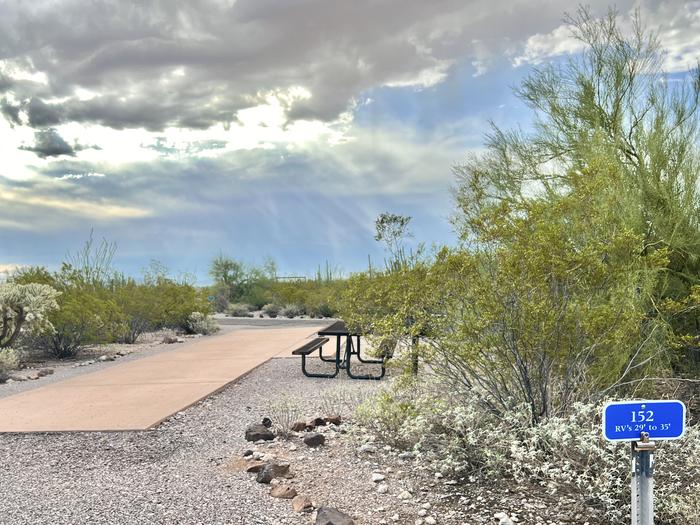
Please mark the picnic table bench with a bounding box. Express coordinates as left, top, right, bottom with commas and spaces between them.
292, 320, 386, 380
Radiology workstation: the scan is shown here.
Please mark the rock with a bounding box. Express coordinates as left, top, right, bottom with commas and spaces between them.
292, 495, 314, 513
324, 415, 342, 425
303, 432, 325, 448
25, 372, 40, 380
398, 452, 414, 460
162, 335, 178, 344
262, 417, 272, 428
358, 444, 377, 454
371, 473, 386, 482
315, 506, 355, 525
493, 513, 515, 525
376, 483, 389, 494
421, 503, 431, 510
270, 485, 297, 499
98, 355, 115, 362
291, 420, 307, 432
242, 449, 254, 457
424, 517, 436, 525
37, 368, 54, 377
397, 490, 412, 500
418, 509, 427, 517
245, 423, 274, 442
255, 462, 290, 484
245, 462, 266, 473
307, 416, 326, 428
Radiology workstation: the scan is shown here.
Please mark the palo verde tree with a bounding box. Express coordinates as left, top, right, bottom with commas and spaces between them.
455, 7, 700, 370
341, 213, 433, 375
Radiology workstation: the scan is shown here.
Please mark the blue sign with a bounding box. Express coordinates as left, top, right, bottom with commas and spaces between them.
603, 400, 686, 442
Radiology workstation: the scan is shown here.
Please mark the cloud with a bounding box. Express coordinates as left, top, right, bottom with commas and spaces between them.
0, 0, 624, 133
512, 24, 585, 67
18, 127, 100, 158
513, 1, 700, 72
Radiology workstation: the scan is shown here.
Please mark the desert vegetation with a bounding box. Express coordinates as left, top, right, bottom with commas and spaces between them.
338, 9, 700, 523
0, 236, 216, 376
207, 254, 344, 319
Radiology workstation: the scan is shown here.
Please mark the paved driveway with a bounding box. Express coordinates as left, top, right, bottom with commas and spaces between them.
0, 324, 325, 433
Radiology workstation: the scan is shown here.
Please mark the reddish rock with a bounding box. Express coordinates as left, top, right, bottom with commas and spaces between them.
270, 485, 297, 499
292, 495, 314, 513
291, 420, 307, 432
324, 415, 342, 425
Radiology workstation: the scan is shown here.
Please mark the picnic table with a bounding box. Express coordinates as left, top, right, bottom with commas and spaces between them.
292, 320, 386, 380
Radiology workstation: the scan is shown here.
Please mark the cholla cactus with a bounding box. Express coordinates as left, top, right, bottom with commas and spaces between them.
0, 283, 59, 348
184, 311, 219, 335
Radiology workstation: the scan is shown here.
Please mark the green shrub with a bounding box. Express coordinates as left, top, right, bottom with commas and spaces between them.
184, 311, 219, 335
237, 283, 273, 310
112, 279, 162, 343
309, 301, 335, 318
35, 285, 125, 358
226, 303, 254, 317
148, 277, 210, 332
280, 304, 304, 318
262, 303, 281, 318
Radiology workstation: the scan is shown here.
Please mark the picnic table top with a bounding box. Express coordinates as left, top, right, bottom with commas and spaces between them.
318, 320, 358, 336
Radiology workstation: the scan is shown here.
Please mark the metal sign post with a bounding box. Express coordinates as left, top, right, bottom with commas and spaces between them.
602, 400, 687, 525
631, 432, 655, 525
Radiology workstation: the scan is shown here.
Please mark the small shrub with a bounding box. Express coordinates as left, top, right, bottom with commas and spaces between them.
357, 378, 700, 523
280, 304, 304, 318
184, 311, 219, 335
0, 347, 20, 382
211, 285, 231, 313
0, 347, 20, 370
319, 383, 374, 418
266, 396, 304, 439
226, 303, 254, 317
316, 302, 335, 318
262, 303, 281, 318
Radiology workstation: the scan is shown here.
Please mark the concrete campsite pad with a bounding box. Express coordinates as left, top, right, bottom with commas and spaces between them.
0, 324, 326, 433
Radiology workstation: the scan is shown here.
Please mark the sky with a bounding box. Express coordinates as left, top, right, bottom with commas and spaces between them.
1, 0, 699, 283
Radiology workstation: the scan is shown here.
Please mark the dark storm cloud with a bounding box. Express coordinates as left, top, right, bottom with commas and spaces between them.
0, 98, 21, 125
19, 127, 100, 158
26, 97, 64, 127
0, 73, 12, 93
0, 0, 639, 132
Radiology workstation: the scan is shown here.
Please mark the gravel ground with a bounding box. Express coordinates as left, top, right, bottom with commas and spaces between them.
0, 334, 599, 525
0, 356, 383, 524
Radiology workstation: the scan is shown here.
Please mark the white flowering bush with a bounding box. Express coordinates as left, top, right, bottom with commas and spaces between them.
357, 378, 700, 524
184, 311, 219, 335
0, 282, 59, 349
